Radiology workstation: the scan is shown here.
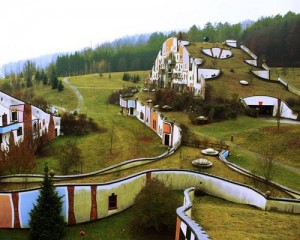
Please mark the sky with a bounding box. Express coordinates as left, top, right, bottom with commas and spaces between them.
0, 0, 299, 67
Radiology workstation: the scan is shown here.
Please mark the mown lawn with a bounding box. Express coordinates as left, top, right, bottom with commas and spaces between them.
193, 195, 300, 240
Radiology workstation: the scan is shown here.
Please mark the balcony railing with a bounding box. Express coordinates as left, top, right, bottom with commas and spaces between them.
0, 122, 20, 134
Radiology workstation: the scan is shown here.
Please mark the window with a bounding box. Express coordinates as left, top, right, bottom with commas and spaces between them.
140, 112, 144, 120
17, 127, 23, 136
108, 193, 117, 210
12, 111, 18, 121
2, 114, 7, 126
153, 120, 157, 130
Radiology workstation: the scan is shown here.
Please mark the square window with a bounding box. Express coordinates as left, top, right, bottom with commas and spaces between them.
12, 111, 18, 121
108, 193, 117, 210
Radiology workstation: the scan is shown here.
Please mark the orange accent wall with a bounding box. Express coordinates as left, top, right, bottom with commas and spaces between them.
179, 45, 183, 61
175, 217, 181, 240
0, 195, 13, 228
163, 122, 171, 134
166, 38, 174, 56
150, 111, 158, 132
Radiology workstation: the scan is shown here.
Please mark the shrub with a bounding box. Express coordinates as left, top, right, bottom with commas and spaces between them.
131, 178, 178, 233
61, 112, 102, 135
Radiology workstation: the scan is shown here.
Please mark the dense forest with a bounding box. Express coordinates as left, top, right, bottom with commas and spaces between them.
243, 12, 300, 66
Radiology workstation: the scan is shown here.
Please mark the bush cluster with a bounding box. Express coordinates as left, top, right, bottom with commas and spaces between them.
154, 89, 244, 124
61, 112, 102, 135
122, 72, 140, 83
108, 87, 138, 105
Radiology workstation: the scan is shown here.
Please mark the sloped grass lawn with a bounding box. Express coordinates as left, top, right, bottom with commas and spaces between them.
193, 195, 300, 240
233, 125, 300, 168
35, 80, 78, 111
34, 71, 165, 175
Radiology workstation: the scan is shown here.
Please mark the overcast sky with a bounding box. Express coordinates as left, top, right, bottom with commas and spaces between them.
0, 0, 299, 66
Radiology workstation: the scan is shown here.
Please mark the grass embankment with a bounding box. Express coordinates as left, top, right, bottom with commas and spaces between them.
34, 72, 166, 175
187, 42, 299, 103
193, 195, 300, 240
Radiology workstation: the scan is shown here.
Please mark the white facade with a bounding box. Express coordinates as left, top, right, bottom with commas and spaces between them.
150, 37, 205, 98
0, 91, 60, 151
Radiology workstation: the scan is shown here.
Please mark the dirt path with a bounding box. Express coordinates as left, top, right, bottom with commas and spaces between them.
63, 77, 85, 113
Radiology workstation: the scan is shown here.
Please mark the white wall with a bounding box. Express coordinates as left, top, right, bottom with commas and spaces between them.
198, 69, 220, 79
242, 96, 298, 119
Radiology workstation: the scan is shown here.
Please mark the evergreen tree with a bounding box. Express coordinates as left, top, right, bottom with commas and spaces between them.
57, 80, 64, 92
29, 165, 65, 240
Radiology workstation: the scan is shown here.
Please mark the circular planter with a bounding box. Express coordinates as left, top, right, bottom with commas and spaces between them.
192, 158, 213, 168
201, 148, 219, 156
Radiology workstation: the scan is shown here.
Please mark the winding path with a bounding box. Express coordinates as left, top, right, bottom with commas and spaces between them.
63, 77, 85, 113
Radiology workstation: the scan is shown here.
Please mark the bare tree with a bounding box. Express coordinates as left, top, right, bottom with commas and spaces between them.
109, 121, 116, 155
58, 139, 82, 174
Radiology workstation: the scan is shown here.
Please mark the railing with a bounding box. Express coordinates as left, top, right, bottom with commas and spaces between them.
182, 140, 229, 151
176, 187, 210, 240
0, 122, 20, 134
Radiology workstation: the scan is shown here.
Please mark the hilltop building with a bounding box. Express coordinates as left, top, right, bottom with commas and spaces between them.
0, 91, 60, 153
150, 37, 221, 98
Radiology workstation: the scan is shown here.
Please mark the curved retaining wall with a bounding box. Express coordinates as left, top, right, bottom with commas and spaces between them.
278, 77, 300, 97
176, 188, 210, 240
0, 169, 271, 229
219, 150, 300, 213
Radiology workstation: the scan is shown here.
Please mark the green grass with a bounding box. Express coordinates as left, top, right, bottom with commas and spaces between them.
33, 71, 165, 175
35, 81, 77, 111
187, 42, 299, 103
193, 195, 300, 240
270, 67, 300, 88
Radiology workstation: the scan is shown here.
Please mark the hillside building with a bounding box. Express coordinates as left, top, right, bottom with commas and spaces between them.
150, 37, 207, 98
0, 91, 60, 153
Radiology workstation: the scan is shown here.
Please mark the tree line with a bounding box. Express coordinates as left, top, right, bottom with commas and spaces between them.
54, 12, 299, 77
242, 11, 300, 66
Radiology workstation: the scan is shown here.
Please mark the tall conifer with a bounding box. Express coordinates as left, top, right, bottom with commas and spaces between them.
29, 165, 65, 240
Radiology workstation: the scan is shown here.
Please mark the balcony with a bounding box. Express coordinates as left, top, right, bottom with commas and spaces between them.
0, 122, 20, 134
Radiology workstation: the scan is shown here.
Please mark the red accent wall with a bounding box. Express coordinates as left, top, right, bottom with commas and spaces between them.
90, 186, 98, 221
12, 193, 20, 228
48, 116, 55, 141
23, 103, 32, 140
67, 186, 76, 224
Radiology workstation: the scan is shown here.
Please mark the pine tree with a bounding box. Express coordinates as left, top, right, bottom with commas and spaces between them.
57, 80, 64, 92
29, 165, 65, 240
